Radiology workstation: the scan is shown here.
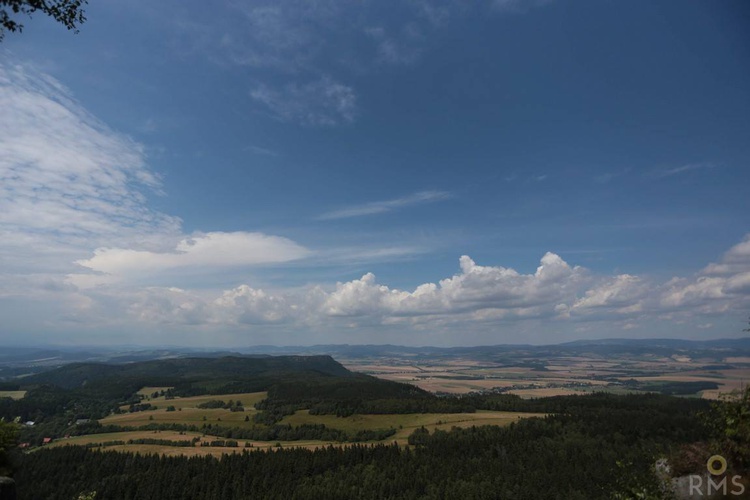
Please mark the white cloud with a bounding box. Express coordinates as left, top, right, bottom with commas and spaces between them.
3, 61, 747, 344
72, 232, 310, 287
702, 236, 750, 276
214, 285, 294, 325
161, 0, 555, 127
319, 252, 587, 321
652, 162, 717, 178
317, 190, 451, 220
571, 275, 648, 314
0, 62, 311, 295
250, 76, 357, 126
13, 233, 750, 342
0, 62, 181, 280
365, 25, 424, 65
657, 235, 750, 314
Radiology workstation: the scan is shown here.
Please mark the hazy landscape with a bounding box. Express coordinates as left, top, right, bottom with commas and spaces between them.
2, 0, 749, 498
2, 338, 749, 455
1, 340, 748, 498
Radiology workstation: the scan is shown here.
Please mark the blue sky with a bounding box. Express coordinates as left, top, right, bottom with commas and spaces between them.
1, 0, 749, 346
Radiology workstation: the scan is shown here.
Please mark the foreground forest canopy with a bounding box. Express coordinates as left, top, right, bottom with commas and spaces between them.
10, 392, 749, 500
0, 353, 748, 499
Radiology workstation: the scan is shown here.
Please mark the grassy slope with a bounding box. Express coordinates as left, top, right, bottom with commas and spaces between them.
0, 390, 26, 400
280, 409, 545, 442
50, 409, 545, 456
104, 391, 267, 428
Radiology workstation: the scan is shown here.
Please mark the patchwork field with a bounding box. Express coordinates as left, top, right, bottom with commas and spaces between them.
0, 390, 26, 400
105, 391, 267, 428
340, 348, 750, 400
281, 409, 544, 442
24, 340, 750, 460
56, 386, 544, 456
48, 430, 339, 455
50, 408, 543, 456
136, 386, 174, 399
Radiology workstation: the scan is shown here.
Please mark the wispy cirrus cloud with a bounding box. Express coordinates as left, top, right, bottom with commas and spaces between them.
317, 190, 452, 220
652, 162, 717, 178
244, 144, 279, 157
159, 0, 556, 127
0, 62, 312, 293
0, 62, 181, 276
250, 76, 357, 126
365, 25, 425, 66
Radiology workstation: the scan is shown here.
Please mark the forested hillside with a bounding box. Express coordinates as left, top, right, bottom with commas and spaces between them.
12, 392, 713, 499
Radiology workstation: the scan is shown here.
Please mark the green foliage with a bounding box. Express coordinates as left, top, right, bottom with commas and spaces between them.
126, 438, 195, 448
13, 393, 707, 499
254, 373, 460, 423
706, 385, 750, 471
196, 400, 229, 409
0, 0, 87, 41
1, 356, 379, 445
0, 420, 18, 476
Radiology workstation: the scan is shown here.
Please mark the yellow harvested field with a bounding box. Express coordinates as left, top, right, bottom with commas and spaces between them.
724, 357, 750, 364
0, 390, 26, 400
103, 408, 254, 428
153, 392, 267, 408
49, 430, 341, 456
506, 388, 586, 398
106, 392, 267, 428
136, 387, 174, 401
376, 375, 518, 394
280, 409, 543, 443
122, 390, 267, 409
49, 430, 197, 446
54, 409, 543, 455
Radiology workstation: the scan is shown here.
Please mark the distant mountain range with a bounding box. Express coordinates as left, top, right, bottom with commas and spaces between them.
1, 337, 749, 379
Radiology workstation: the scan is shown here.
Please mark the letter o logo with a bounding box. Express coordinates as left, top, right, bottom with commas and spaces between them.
707, 455, 727, 476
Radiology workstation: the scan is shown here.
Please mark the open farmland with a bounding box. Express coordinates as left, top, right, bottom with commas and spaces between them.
48, 409, 543, 456
0, 390, 26, 400
47, 430, 340, 455
281, 409, 544, 442
125, 391, 267, 409
104, 391, 267, 428
338, 342, 750, 399
136, 387, 174, 399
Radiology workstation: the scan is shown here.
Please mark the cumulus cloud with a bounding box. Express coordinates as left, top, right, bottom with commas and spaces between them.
319, 252, 587, 321
21, 233, 750, 342
103, 234, 750, 336
3, 61, 748, 344
114, 252, 591, 328
655, 235, 750, 314
571, 275, 648, 315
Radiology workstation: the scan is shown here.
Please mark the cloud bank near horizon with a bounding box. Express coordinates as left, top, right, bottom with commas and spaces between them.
73, 238, 750, 337
1, 61, 749, 346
